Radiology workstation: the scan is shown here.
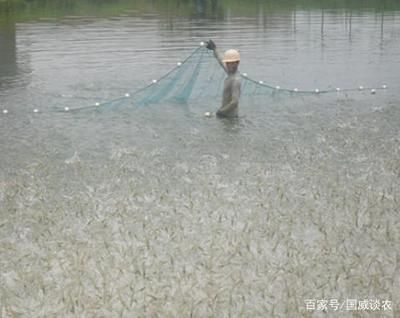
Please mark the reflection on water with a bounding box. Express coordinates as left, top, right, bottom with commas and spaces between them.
1, 1, 400, 317
0, 21, 17, 89
0, 1, 399, 95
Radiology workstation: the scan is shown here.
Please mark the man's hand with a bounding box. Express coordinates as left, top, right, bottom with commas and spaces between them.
206, 40, 216, 51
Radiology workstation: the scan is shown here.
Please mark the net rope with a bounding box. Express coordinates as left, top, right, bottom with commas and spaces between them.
1, 42, 388, 115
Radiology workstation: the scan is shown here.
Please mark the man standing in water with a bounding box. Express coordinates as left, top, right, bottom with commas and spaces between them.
206, 40, 241, 118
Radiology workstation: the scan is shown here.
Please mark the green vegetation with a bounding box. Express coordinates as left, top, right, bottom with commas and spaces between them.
1, 0, 399, 23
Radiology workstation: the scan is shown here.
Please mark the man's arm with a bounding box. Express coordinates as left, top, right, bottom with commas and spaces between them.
206, 40, 228, 73
213, 49, 228, 73
216, 79, 241, 117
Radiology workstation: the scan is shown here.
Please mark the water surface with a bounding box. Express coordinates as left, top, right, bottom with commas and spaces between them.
1, 1, 399, 317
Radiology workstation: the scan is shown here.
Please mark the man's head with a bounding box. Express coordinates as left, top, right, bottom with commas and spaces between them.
223, 49, 240, 74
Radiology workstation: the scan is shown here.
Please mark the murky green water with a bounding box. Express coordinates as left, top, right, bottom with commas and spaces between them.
1, 1, 400, 317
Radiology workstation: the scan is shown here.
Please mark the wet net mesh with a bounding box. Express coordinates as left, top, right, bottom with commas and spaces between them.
66, 43, 385, 113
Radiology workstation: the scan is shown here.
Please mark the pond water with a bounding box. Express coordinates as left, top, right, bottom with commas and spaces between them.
1, 1, 400, 317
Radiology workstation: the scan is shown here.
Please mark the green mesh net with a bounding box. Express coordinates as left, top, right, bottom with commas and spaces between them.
64, 43, 386, 113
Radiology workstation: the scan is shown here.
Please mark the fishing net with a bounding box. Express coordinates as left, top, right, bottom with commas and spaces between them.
54, 42, 386, 113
